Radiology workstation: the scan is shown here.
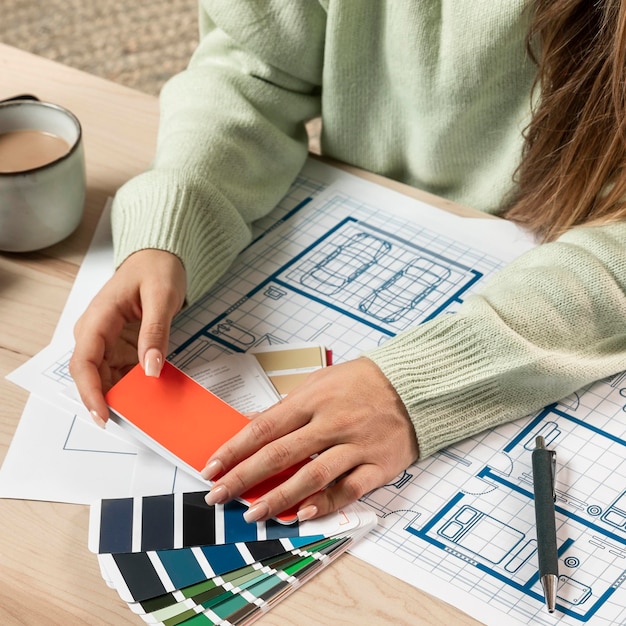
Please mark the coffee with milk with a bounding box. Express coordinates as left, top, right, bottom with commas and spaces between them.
0, 129, 71, 173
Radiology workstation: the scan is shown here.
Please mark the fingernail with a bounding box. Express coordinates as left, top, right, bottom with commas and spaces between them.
204, 484, 229, 506
297, 504, 318, 522
143, 348, 163, 378
201, 458, 224, 481
243, 501, 269, 523
90, 410, 106, 429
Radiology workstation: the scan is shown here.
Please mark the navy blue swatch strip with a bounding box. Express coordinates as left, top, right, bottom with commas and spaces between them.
100, 497, 133, 553
200, 543, 248, 578
142, 494, 175, 551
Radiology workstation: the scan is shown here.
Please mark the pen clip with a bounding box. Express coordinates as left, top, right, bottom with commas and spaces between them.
535, 435, 557, 502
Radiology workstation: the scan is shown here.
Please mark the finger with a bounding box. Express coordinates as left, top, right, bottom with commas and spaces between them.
69, 320, 111, 427
295, 464, 384, 521
136, 282, 184, 378
204, 429, 318, 506
71, 280, 135, 422
212, 440, 361, 522
201, 401, 312, 481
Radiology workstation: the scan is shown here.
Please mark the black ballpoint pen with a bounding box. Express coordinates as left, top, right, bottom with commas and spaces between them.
532, 435, 559, 613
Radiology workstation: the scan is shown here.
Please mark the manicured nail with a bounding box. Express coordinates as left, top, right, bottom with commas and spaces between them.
201, 458, 224, 481
143, 348, 163, 377
243, 501, 269, 523
90, 410, 106, 429
204, 484, 229, 506
297, 504, 318, 522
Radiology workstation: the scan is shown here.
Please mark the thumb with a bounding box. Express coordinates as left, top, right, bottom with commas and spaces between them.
137, 289, 182, 379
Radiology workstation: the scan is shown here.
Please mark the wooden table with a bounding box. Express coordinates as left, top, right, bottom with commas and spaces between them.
0, 44, 481, 625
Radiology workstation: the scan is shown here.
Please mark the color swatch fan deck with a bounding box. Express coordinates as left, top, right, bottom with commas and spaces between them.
89, 491, 376, 624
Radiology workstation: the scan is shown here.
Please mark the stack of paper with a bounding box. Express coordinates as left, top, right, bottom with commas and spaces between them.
89, 491, 376, 625
12, 159, 620, 625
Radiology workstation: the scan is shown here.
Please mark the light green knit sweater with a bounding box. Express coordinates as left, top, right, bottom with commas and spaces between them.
111, 1, 626, 458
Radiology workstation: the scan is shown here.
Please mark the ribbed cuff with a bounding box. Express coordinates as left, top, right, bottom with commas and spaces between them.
366, 314, 505, 458
112, 170, 252, 303
366, 280, 626, 460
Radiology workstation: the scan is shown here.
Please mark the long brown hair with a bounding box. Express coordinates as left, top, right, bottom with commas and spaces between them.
507, 0, 626, 241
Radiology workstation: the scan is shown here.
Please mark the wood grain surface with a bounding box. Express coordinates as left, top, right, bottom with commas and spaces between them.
0, 44, 482, 626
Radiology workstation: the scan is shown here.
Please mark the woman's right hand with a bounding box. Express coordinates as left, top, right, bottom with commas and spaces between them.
69, 249, 186, 427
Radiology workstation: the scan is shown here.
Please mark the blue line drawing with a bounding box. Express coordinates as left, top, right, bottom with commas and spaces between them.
437, 505, 525, 564
385, 470, 413, 489
358, 257, 451, 323
165, 176, 626, 622
558, 577, 592, 606
43, 351, 74, 383
170, 340, 231, 372
63, 415, 136, 456
602, 491, 626, 532
523, 420, 561, 451
169, 215, 485, 374
213, 319, 256, 347
393, 398, 626, 623
32, 161, 626, 624
300, 232, 391, 295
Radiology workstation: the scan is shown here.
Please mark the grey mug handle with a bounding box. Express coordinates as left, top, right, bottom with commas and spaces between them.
0, 94, 40, 103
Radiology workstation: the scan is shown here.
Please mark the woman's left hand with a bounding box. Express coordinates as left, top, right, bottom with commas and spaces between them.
201, 357, 419, 522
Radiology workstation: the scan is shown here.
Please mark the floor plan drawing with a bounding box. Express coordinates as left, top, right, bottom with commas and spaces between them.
162, 161, 625, 625
169, 216, 483, 369
9, 159, 625, 624
168, 188, 493, 372
354, 377, 626, 625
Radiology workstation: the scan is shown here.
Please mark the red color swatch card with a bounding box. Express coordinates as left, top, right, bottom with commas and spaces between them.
105, 360, 307, 522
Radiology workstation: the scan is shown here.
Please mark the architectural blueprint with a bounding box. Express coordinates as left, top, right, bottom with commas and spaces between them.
166, 161, 524, 370
5, 159, 625, 624
352, 377, 626, 626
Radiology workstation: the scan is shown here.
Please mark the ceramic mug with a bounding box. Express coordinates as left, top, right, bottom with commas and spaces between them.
0, 97, 86, 252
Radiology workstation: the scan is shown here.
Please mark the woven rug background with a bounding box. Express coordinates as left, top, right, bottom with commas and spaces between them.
1, 0, 199, 95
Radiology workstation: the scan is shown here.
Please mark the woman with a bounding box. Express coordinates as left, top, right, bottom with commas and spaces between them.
70, 1, 626, 523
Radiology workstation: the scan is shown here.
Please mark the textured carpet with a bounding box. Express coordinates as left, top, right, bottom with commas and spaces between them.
1, 0, 199, 95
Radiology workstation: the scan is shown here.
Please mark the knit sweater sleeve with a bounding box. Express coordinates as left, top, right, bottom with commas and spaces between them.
366, 221, 626, 459
111, 1, 325, 302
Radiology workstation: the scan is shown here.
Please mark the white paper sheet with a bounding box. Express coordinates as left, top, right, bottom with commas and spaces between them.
5, 159, 623, 625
